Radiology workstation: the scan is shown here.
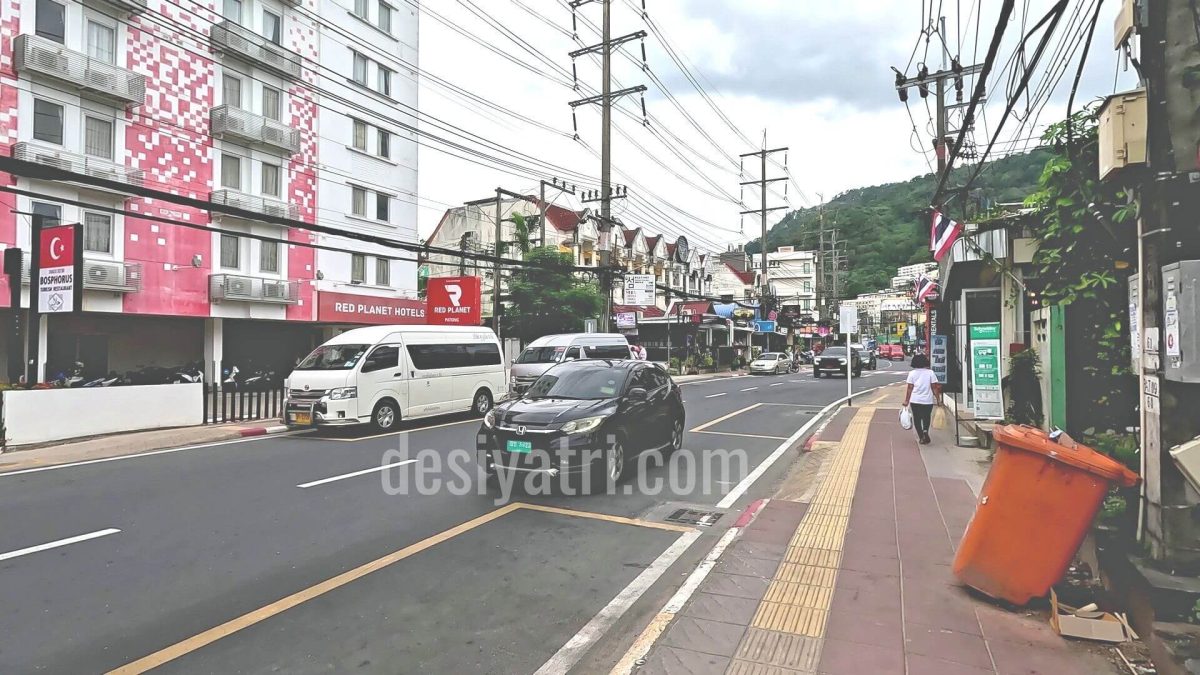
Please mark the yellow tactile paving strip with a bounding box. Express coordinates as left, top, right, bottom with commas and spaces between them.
728, 407, 875, 674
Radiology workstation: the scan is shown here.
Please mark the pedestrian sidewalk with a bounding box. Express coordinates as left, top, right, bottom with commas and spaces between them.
0, 421, 290, 473
630, 383, 1119, 674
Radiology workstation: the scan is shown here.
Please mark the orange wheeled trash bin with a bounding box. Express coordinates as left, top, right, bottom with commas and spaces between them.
952, 424, 1140, 605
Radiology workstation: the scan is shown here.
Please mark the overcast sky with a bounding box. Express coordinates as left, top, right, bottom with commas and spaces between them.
414, 0, 1137, 252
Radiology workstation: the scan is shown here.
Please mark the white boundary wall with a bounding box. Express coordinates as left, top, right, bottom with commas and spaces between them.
2, 383, 202, 446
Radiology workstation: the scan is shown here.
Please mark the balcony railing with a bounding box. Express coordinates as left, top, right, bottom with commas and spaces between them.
210, 105, 300, 155
210, 273, 299, 304
209, 189, 298, 221
210, 21, 302, 80
81, 0, 148, 14
14, 34, 146, 106
12, 142, 144, 192
21, 255, 142, 293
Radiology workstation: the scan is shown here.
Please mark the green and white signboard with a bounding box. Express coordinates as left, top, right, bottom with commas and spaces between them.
970, 322, 1003, 419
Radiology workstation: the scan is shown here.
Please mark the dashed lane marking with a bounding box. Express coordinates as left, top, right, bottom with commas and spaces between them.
705, 393, 727, 398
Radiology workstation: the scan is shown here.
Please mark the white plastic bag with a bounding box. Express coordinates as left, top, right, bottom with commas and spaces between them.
899, 406, 913, 430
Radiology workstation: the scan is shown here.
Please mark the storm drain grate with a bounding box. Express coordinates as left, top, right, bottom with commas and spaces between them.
664, 508, 723, 527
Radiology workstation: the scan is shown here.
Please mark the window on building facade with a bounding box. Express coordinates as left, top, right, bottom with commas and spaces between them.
83, 212, 112, 253
377, 129, 390, 158
223, 0, 242, 22
221, 153, 241, 189
375, 257, 389, 286
84, 116, 113, 160
377, 66, 392, 96
375, 192, 389, 221
33, 99, 63, 145
261, 162, 280, 197
351, 186, 367, 216
223, 74, 242, 107
259, 239, 279, 273
352, 119, 367, 150
86, 20, 116, 63
262, 86, 281, 120
220, 234, 240, 268
36, 0, 65, 42
803, 281, 812, 293
262, 10, 281, 44
802, 263, 812, 274
353, 0, 368, 19
352, 52, 368, 85
351, 254, 366, 283
378, 2, 392, 32
31, 201, 62, 227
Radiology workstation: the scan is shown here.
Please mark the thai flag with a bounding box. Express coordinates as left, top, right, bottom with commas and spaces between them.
914, 275, 938, 302
931, 210, 962, 261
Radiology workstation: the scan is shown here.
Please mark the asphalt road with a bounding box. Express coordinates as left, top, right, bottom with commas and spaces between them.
0, 363, 909, 674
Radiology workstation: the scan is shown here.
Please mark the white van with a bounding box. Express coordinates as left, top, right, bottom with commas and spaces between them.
284, 325, 506, 431
509, 333, 632, 395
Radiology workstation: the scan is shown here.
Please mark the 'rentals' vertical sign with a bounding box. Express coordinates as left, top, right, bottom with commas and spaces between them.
426, 276, 482, 325
36, 225, 82, 314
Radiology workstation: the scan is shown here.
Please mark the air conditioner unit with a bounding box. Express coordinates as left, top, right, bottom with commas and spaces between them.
29, 44, 67, 71
85, 260, 126, 288
226, 276, 251, 297
261, 126, 292, 147
34, 148, 72, 172
84, 165, 125, 184
84, 69, 116, 91
262, 280, 289, 300
262, 201, 291, 219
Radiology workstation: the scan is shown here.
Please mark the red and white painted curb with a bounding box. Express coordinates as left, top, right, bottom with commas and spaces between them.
238, 424, 290, 438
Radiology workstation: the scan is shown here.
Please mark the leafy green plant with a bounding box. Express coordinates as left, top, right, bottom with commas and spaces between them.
702, 354, 714, 368
1005, 349, 1044, 427
1085, 430, 1139, 472
669, 357, 681, 374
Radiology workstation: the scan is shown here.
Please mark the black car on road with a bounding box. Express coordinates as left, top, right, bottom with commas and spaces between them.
478, 359, 685, 490
814, 346, 862, 378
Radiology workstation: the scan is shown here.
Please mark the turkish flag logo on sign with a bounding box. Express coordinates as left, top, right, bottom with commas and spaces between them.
426, 276, 482, 325
39, 225, 76, 269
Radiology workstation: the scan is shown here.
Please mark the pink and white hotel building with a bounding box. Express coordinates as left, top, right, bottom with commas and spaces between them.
0, 0, 420, 381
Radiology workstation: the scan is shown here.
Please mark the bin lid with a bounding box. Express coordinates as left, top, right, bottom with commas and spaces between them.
993, 425, 1141, 487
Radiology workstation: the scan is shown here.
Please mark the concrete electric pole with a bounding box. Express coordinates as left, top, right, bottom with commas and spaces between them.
739, 141, 789, 301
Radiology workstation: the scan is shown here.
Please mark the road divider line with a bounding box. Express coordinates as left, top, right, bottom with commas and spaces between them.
515, 503, 695, 534
0, 528, 121, 562
692, 430, 789, 441
296, 459, 417, 488
740, 387, 758, 392
689, 404, 761, 434
770, 382, 784, 387
106, 503, 523, 675
704, 392, 727, 399
535, 530, 702, 675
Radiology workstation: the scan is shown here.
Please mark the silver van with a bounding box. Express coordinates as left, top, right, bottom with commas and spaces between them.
509, 333, 633, 395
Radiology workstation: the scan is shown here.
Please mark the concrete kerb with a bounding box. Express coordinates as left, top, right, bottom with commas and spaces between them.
609, 381, 903, 674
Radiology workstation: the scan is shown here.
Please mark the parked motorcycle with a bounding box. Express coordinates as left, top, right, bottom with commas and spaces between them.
51, 362, 87, 388
83, 371, 123, 387
171, 362, 203, 384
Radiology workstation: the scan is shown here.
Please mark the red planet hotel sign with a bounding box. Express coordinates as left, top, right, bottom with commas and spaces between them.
426, 276, 482, 325
317, 291, 426, 325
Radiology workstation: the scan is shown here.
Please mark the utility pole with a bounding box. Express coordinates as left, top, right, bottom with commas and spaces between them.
465, 188, 529, 338
568, 0, 647, 331
739, 142, 789, 301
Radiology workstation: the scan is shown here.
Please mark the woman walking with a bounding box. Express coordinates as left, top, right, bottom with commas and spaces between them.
902, 354, 942, 444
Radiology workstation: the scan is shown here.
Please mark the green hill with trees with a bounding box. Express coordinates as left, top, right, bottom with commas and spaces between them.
747, 148, 1052, 297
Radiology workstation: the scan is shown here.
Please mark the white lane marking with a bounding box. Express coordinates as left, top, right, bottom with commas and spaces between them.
0, 431, 312, 479
769, 382, 784, 387
297, 459, 417, 488
740, 387, 757, 392
313, 418, 479, 442
704, 392, 727, 398
0, 528, 120, 562
715, 382, 892, 509
537, 530, 701, 675
690, 404, 762, 433
609, 525, 740, 674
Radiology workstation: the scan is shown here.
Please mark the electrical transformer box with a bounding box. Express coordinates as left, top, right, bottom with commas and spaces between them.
1098, 89, 1147, 180
1162, 261, 1200, 382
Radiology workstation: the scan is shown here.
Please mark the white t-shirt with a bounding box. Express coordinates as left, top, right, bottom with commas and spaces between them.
906, 368, 939, 405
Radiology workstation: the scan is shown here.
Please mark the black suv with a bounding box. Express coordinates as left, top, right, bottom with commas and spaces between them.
814, 346, 862, 378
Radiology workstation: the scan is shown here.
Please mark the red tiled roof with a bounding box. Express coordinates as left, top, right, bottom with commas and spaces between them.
623, 228, 639, 246
612, 304, 665, 318
665, 242, 677, 256
668, 301, 713, 316
725, 262, 755, 285
645, 234, 661, 252
544, 203, 582, 232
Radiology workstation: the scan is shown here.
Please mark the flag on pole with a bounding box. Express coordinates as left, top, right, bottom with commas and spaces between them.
914, 275, 938, 302
930, 210, 963, 261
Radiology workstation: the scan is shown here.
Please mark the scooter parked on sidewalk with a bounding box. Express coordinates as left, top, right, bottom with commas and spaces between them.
171, 362, 203, 384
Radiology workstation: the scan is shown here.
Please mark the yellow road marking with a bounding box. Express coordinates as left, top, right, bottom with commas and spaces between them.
515, 503, 695, 533
691, 430, 790, 441
109, 501, 687, 673
689, 403, 762, 433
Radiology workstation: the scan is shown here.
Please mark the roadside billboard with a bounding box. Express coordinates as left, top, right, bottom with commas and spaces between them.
427, 276, 483, 325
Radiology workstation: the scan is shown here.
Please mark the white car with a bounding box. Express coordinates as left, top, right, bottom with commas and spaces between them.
749, 352, 790, 375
